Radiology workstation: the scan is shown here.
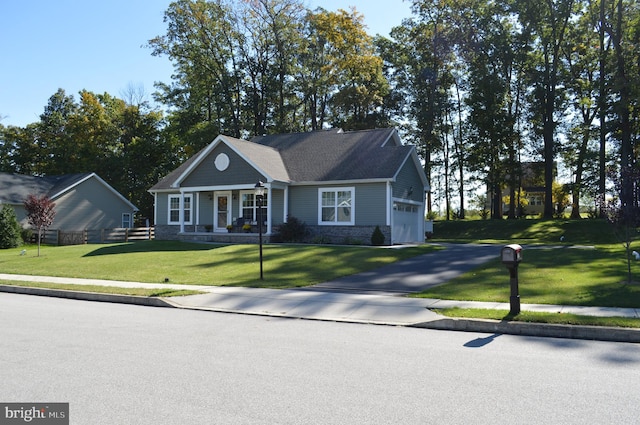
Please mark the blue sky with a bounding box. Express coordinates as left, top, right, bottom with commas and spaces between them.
0, 1, 413, 128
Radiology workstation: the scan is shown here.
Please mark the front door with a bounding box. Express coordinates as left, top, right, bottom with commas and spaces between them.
214, 192, 231, 232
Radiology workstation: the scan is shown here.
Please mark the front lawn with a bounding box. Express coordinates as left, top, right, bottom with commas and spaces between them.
0, 241, 440, 289
416, 218, 640, 308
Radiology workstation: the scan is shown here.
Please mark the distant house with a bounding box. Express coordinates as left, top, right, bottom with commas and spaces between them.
0, 172, 138, 231
502, 162, 551, 216
149, 128, 430, 245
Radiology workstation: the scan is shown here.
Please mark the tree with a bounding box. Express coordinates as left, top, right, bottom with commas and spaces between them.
603, 167, 640, 284
23, 194, 56, 256
311, 7, 389, 130
561, 4, 601, 219
0, 204, 22, 249
515, 0, 576, 218
37, 89, 79, 175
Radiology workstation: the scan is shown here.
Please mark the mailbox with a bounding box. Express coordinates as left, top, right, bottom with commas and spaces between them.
501, 244, 522, 266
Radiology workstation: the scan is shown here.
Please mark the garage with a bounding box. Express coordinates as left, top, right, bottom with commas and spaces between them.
392, 201, 422, 244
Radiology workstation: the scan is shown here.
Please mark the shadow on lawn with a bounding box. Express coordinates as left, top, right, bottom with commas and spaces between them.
83, 241, 227, 257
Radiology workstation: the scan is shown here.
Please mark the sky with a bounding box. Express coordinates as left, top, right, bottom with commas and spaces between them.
0, 1, 413, 128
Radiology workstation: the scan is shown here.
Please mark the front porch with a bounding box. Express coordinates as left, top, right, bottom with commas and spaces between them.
154, 224, 274, 244
177, 231, 274, 244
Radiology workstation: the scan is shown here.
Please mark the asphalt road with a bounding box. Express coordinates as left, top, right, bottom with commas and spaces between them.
2, 293, 640, 424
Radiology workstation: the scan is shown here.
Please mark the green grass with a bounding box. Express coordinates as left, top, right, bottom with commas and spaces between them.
437, 307, 640, 328
431, 218, 617, 245
0, 241, 441, 289
412, 245, 640, 307
0, 280, 203, 297
417, 217, 640, 308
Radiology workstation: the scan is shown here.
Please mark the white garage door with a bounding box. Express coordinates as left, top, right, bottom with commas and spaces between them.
392, 202, 421, 244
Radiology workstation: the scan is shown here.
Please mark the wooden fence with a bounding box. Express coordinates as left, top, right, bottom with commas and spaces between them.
34, 227, 155, 246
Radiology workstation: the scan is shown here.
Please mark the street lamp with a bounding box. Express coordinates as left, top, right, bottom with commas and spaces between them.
254, 181, 265, 280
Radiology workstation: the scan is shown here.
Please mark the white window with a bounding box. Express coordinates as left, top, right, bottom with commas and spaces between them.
528, 195, 543, 206
319, 187, 354, 225
168, 194, 192, 224
240, 191, 268, 223
122, 213, 132, 228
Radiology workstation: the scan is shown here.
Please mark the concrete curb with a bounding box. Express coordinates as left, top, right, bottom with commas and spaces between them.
414, 317, 640, 343
0, 285, 174, 308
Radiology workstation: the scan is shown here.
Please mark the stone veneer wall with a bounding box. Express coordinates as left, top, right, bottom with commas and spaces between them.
155, 224, 391, 246
305, 225, 391, 246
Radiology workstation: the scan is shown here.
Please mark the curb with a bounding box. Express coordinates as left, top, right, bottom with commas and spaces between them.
0, 285, 174, 308
414, 317, 640, 343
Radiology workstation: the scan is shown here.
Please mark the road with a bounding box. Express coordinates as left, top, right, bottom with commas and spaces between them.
2, 293, 640, 424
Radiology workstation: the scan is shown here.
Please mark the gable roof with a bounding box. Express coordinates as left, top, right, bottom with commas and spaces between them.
0, 172, 138, 211
251, 128, 413, 183
150, 128, 428, 190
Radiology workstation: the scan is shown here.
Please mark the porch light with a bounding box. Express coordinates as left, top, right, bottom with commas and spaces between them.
254, 181, 265, 280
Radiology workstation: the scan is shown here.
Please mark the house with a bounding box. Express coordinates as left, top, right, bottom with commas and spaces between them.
149, 128, 430, 245
0, 172, 138, 232
500, 162, 551, 217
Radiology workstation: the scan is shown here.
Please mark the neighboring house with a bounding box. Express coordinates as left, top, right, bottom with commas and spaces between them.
0, 172, 138, 231
149, 128, 430, 245
501, 162, 550, 216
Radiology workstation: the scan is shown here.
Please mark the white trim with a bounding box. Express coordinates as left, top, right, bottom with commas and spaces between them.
292, 178, 391, 187
239, 189, 269, 225
283, 186, 289, 225
168, 194, 193, 226
171, 135, 286, 188
214, 191, 231, 232
195, 192, 200, 225
318, 187, 355, 226
122, 212, 132, 228
386, 182, 392, 226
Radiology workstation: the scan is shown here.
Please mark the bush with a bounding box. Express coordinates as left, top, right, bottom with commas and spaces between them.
371, 225, 385, 246
21, 228, 33, 244
0, 205, 22, 249
276, 215, 309, 242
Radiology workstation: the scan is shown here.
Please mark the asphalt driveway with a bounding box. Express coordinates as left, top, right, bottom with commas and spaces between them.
307, 243, 500, 295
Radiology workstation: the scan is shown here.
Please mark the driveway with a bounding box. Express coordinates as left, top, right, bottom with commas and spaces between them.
307, 243, 500, 295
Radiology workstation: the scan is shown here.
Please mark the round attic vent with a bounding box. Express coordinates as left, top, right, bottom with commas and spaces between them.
215, 153, 229, 171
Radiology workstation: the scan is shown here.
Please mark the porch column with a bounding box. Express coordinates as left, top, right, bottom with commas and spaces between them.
386, 182, 392, 226
179, 192, 185, 233
266, 186, 272, 234
283, 187, 289, 227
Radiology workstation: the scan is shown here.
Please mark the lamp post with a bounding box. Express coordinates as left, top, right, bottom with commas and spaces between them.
254, 181, 265, 280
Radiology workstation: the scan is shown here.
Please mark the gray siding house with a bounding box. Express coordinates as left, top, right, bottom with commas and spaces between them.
149, 128, 430, 245
0, 172, 138, 231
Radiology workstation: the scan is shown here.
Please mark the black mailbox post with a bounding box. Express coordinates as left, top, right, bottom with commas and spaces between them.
501, 244, 522, 315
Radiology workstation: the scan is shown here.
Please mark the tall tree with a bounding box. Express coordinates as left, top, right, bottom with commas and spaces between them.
311, 7, 389, 130
561, 0, 601, 218
515, 0, 576, 218
381, 7, 454, 214
149, 0, 244, 146
37, 89, 78, 175
602, 0, 639, 216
